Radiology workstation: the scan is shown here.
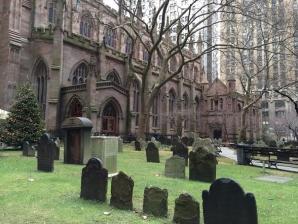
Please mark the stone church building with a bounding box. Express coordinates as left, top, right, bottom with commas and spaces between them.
0, 0, 260, 142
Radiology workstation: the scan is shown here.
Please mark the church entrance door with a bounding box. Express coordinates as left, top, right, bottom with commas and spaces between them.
102, 102, 118, 136
67, 129, 81, 164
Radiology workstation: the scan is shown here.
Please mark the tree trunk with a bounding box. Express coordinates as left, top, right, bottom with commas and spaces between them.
239, 109, 248, 142
137, 102, 149, 140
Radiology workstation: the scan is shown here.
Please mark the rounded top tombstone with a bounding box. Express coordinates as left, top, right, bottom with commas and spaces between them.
86, 157, 103, 170
61, 117, 93, 129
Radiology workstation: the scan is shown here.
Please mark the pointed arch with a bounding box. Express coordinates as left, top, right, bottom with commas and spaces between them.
98, 97, 123, 119
65, 95, 85, 118
31, 57, 49, 119
106, 69, 122, 85
104, 23, 117, 48
70, 61, 89, 85
80, 10, 94, 38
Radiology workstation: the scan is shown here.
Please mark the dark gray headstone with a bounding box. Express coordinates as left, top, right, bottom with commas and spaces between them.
165, 155, 185, 179
146, 142, 160, 163
173, 193, 200, 224
80, 158, 108, 202
181, 136, 189, 146
189, 147, 217, 182
202, 178, 258, 224
22, 141, 35, 157
37, 133, 55, 172
135, 140, 141, 151
143, 186, 168, 217
110, 171, 134, 210
171, 141, 189, 166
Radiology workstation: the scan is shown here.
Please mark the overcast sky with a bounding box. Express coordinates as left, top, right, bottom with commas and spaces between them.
103, 0, 118, 10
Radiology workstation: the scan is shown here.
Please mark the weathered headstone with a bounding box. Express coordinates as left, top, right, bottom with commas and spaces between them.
181, 136, 189, 146
165, 155, 185, 179
171, 141, 189, 166
118, 137, 123, 153
80, 157, 108, 202
22, 141, 35, 157
54, 141, 60, 160
173, 193, 200, 224
110, 171, 134, 210
143, 186, 168, 217
146, 142, 160, 163
189, 147, 217, 183
135, 140, 141, 151
37, 133, 55, 172
202, 178, 258, 224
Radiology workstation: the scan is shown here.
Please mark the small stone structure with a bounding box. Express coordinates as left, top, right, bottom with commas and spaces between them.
146, 142, 160, 163
22, 141, 35, 157
189, 137, 217, 182
165, 155, 185, 179
171, 141, 189, 166
143, 186, 168, 217
173, 193, 200, 224
118, 137, 123, 153
110, 171, 134, 210
89, 136, 118, 175
135, 140, 141, 151
202, 178, 258, 224
62, 117, 93, 164
80, 158, 108, 202
37, 133, 55, 172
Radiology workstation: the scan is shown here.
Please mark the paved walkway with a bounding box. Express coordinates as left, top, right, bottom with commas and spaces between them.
219, 146, 298, 173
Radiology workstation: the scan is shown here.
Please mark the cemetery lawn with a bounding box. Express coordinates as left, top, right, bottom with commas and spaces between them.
1, 146, 298, 224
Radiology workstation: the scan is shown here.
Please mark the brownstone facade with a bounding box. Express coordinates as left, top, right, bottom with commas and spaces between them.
0, 0, 260, 142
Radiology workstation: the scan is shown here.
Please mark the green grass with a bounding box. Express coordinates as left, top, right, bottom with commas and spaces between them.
0, 146, 298, 224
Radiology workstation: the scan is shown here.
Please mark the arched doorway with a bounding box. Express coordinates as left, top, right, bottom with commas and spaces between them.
213, 129, 222, 139
102, 102, 118, 135
68, 98, 83, 117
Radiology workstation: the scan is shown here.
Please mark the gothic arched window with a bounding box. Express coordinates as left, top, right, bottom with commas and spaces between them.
68, 98, 83, 117
132, 80, 140, 126
194, 66, 199, 82
169, 89, 176, 116
34, 60, 48, 119
170, 57, 177, 72
184, 64, 190, 79
80, 13, 93, 38
48, 1, 56, 24
183, 93, 189, 129
72, 63, 88, 85
143, 47, 149, 62
195, 96, 200, 130
104, 25, 117, 48
107, 71, 121, 85
125, 37, 133, 54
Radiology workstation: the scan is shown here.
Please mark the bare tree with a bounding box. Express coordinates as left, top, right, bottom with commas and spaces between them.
115, 0, 237, 139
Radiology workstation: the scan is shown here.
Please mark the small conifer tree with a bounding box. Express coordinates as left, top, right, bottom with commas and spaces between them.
0, 84, 44, 145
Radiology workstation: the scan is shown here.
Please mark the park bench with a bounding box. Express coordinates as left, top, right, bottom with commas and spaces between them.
235, 144, 298, 168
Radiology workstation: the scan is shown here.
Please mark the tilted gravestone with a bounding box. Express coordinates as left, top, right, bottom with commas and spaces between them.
54, 141, 60, 160
165, 155, 185, 179
202, 178, 258, 224
110, 171, 134, 210
171, 141, 189, 166
173, 193, 200, 224
135, 140, 141, 151
80, 157, 108, 202
146, 142, 160, 163
189, 148, 217, 183
22, 141, 35, 157
143, 186, 168, 217
37, 133, 55, 172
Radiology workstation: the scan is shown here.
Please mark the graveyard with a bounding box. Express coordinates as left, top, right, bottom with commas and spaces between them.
0, 145, 297, 224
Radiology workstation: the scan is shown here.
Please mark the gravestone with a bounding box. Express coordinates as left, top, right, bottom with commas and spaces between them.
189, 147, 217, 183
80, 157, 108, 202
173, 193, 200, 224
37, 133, 55, 172
165, 155, 185, 179
181, 136, 189, 146
118, 137, 123, 153
171, 141, 189, 166
22, 141, 35, 157
135, 140, 141, 151
143, 186, 168, 217
110, 171, 134, 210
146, 142, 160, 163
202, 178, 258, 224
54, 141, 60, 160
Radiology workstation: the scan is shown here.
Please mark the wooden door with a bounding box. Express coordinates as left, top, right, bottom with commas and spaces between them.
67, 129, 81, 164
